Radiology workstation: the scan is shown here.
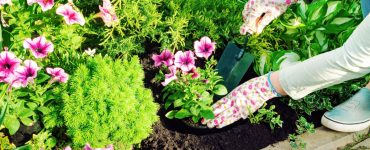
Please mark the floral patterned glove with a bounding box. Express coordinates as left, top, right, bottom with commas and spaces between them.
201, 74, 280, 128
240, 0, 298, 35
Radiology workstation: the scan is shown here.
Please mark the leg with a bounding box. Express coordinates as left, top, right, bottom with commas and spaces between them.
366, 81, 370, 89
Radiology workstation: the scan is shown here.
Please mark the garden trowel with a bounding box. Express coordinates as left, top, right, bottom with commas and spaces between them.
216, 35, 254, 92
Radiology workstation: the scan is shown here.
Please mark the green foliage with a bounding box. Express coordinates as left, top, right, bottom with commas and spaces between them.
0, 132, 16, 150
62, 55, 158, 149
3, 1, 87, 72
248, 104, 283, 129
24, 131, 57, 150
161, 57, 227, 122
289, 117, 315, 149
158, 0, 244, 50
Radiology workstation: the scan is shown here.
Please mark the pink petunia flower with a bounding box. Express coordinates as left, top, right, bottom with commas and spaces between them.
27, 0, 54, 11
46, 67, 69, 83
152, 49, 174, 67
183, 67, 200, 79
0, 51, 21, 82
0, 0, 11, 5
194, 36, 216, 59
11, 60, 40, 88
98, 0, 119, 27
161, 65, 177, 86
84, 143, 114, 150
174, 51, 196, 72
63, 146, 72, 150
23, 36, 54, 59
56, 3, 85, 26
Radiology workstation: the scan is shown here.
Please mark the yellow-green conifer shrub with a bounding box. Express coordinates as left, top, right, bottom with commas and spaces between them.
62, 55, 158, 149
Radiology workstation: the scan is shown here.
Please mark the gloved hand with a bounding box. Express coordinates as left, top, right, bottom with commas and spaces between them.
240, 0, 298, 35
201, 74, 280, 128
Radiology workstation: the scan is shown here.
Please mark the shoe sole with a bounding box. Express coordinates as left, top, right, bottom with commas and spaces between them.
321, 115, 370, 132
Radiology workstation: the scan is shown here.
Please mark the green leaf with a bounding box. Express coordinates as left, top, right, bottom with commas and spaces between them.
190, 106, 200, 116
4, 115, 20, 135
306, 0, 328, 24
323, 1, 342, 22
36, 72, 50, 84
20, 117, 34, 126
37, 106, 51, 115
213, 84, 227, 96
297, 1, 308, 20
165, 110, 177, 119
45, 137, 57, 148
173, 99, 184, 108
164, 100, 172, 109
200, 91, 210, 101
324, 17, 356, 33
192, 116, 201, 123
200, 109, 215, 119
26, 102, 38, 110
0, 102, 8, 125
14, 145, 32, 150
17, 108, 34, 118
175, 109, 192, 119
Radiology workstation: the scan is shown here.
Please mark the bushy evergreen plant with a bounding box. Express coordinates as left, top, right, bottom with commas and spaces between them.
62, 55, 158, 149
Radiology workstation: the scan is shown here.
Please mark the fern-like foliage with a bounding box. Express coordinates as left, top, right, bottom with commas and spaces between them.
61, 55, 158, 149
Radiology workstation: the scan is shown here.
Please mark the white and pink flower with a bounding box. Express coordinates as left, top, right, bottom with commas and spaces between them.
23, 36, 54, 59
98, 0, 118, 27
84, 143, 114, 150
11, 60, 40, 88
161, 65, 177, 86
152, 49, 174, 67
174, 51, 196, 72
46, 67, 69, 83
56, 3, 85, 26
0, 51, 21, 82
194, 36, 216, 59
184, 67, 200, 79
27, 0, 54, 11
0, 0, 12, 6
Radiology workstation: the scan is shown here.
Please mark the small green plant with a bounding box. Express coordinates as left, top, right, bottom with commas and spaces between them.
248, 104, 283, 129
289, 117, 315, 149
62, 55, 158, 149
154, 37, 227, 123
0, 132, 16, 150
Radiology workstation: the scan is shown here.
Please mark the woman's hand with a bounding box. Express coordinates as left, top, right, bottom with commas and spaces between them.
240, 0, 298, 35
201, 74, 279, 128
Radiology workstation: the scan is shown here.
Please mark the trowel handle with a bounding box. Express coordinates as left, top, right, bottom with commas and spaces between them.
243, 33, 251, 49
236, 34, 251, 60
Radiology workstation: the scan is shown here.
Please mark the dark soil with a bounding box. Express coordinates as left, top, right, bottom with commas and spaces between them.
139, 42, 325, 150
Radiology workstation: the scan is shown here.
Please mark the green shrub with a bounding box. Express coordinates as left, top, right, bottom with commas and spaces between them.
62, 55, 158, 149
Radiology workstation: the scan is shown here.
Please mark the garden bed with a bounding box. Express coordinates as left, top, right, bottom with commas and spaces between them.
138, 44, 325, 150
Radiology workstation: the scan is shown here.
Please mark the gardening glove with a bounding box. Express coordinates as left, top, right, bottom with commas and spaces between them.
201, 73, 280, 128
240, 0, 299, 35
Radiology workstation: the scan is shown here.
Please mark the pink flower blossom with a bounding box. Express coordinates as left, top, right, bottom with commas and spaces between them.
46, 67, 69, 83
183, 67, 200, 79
56, 4, 85, 26
152, 49, 174, 67
0, 51, 21, 82
98, 0, 118, 27
11, 60, 40, 88
63, 146, 72, 150
174, 51, 196, 72
0, 0, 11, 5
27, 0, 54, 11
84, 143, 114, 150
194, 36, 216, 59
161, 65, 177, 86
23, 36, 54, 59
